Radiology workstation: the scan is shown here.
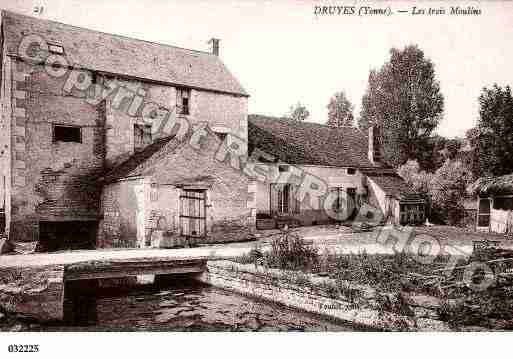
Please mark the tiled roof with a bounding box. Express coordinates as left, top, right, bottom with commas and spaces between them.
248, 114, 378, 168
1, 10, 248, 96
101, 136, 175, 183
468, 174, 513, 196
367, 173, 423, 202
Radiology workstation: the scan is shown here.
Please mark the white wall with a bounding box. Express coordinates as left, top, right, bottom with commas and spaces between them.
367, 177, 388, 216
254, 163, 365, 212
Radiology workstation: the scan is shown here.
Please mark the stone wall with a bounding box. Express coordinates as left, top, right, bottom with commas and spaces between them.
6, 59, 105, 243
103, 77, 248, 169
3, 57, 249, 244
199, 260, 450, 331
98, 179, 144, 248
0, 47, 13, 235
0, 265, 64, 322
99, 130, 255, 247
148, 130, 254, 244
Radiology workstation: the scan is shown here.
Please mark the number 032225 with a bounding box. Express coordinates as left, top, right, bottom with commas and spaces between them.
7, 344, 39, 353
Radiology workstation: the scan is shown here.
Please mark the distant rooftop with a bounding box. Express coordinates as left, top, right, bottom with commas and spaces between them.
248, 114, 382, 168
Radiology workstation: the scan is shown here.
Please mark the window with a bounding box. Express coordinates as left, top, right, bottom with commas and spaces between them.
177, 88, 190, 115
329, 187, 344, 213
53, 125, 81, 143
270, 183, 300, 215
134, 124, 152, 150
347, 168, 356, 175
278, 164, 290, 173
347, 188, 357, 208
478, 198, 491, 227
215, 132, 228, 142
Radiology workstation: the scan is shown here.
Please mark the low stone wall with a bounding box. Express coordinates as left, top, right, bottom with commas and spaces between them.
0, 265, 64, 322
199, 260, 451, 331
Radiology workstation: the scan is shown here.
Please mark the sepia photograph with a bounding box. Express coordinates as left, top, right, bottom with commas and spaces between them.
0, 0, 513, 356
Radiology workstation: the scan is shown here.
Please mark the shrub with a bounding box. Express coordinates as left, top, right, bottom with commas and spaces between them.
264, 230, 319, 271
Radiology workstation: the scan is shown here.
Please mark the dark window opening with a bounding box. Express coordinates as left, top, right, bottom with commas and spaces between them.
177, 88, 190, 115
330, 187, 344, 213
279, 164, 290, 173
215, 132, 228, 142
270, 183, 300, 215
134, 124, 152, 151
347, 168, 356, 175
0, 210, 5, 234
38, 221, 97, 252
53, 125, 81, 143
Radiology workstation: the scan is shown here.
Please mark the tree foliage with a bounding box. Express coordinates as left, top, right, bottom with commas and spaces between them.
359, 45, 444, 167
288, 102, 310, 122
463, 127, 480, 181
398, 159, 471, 225
429, 160, 471, 225
421, 135, 465, 173
477, 84, 513, 177
327, 91, 354, 127
397, 160, 432, 195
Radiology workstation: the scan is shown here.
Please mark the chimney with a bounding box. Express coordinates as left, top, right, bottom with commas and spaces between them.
368, 125, 382, 164
208, 38, 220, 56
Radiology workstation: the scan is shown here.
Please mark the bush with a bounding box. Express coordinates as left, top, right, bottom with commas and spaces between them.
264, 230, 319, 271
399, 159, 471, 225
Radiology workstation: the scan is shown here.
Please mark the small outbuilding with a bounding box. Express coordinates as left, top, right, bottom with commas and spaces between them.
469, 174, 513, 233
99, 127, 256, 248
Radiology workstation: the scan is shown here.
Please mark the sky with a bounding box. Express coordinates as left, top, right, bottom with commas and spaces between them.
2, 0, 513, 138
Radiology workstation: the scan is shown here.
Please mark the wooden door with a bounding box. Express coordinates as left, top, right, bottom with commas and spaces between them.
477, 198, 491, 228
180, 189, 207, 238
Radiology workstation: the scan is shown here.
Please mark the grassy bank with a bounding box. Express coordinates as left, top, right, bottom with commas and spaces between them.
233, 229, 513, 330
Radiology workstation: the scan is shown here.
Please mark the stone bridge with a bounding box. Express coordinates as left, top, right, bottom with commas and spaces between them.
0, 246, 255, 322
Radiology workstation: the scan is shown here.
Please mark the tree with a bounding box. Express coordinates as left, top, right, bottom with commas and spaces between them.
397, 160, 432, 194
359, 45, 444, 167
288, 102, 310, 122
429, 159, 471, 225
477, 84, 513, 177
327, 91, 354, 127
398, 159, 471, 225
462, 127, 480, 181
421, 136, 465, 173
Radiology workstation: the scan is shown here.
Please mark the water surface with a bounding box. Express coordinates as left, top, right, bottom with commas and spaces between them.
40, 277, 356, 331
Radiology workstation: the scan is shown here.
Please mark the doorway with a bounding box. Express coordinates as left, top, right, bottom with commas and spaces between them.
477, 198, 491, 228
179, 189, 207, 238
38, 221, 98, 252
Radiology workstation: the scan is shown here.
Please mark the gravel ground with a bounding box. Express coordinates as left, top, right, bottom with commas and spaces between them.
1, 224, 511, 268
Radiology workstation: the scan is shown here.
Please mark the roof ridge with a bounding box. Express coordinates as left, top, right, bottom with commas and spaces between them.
1, 9, 248, 96
249, 114, 361, 132
1, 9, 213, 56
248, 114, 377, 168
